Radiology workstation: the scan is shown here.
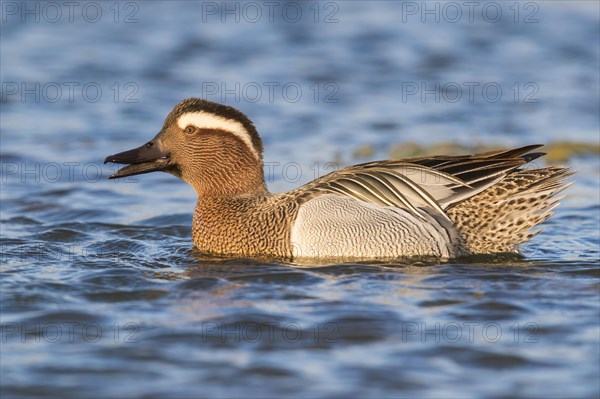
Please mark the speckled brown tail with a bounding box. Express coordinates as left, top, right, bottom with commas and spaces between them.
446, 166, 574, 254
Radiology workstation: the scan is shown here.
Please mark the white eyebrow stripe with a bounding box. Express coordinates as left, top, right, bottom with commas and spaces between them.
177, 111, 260, 160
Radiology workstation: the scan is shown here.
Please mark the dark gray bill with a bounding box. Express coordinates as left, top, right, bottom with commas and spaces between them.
104, 140, 170, 179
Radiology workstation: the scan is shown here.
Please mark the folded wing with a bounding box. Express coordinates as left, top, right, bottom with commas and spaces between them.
295, 145, 544, 221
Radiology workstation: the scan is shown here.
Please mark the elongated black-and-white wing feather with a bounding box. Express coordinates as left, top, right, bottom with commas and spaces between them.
294, 145, 541, 220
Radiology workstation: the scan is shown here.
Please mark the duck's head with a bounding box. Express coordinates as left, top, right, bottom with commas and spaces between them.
105, 98, 267, 197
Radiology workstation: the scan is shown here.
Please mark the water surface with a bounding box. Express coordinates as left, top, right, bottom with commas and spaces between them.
1, 2, 599, 398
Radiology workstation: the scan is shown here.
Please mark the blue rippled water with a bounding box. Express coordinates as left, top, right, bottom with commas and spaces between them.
1, 1, 599, 398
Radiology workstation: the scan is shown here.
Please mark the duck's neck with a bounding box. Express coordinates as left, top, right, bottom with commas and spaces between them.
190, 161, 269, 198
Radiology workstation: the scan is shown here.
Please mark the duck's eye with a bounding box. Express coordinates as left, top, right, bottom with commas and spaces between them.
184, 126, 196, 134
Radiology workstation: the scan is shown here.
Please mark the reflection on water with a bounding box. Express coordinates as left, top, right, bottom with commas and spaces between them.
1, 1, 599, 398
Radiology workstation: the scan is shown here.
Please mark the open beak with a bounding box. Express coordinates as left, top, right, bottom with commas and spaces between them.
104, 138, 171, 179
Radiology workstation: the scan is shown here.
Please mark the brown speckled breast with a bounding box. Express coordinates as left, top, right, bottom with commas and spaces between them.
192, 193, 300, 259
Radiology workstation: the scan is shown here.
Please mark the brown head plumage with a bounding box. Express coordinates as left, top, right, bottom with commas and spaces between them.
105, 98, 268, 198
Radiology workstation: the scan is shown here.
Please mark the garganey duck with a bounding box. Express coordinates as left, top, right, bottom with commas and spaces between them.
105, 98, 572, 261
